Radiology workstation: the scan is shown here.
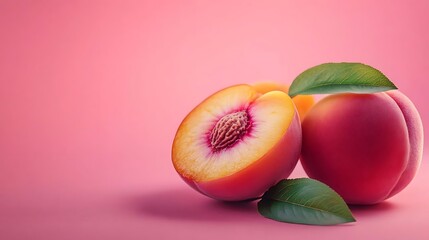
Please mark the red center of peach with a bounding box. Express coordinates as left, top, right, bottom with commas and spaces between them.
210, 111, 250, 151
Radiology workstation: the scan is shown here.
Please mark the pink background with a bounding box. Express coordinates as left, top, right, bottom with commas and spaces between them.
1, 0, 428, 239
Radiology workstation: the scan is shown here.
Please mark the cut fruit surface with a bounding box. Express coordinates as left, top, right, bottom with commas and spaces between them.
172, 84, 302, 200
173, 85, 294, 181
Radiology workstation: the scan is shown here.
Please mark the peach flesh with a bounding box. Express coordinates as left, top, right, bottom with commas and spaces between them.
300, 91, 423, 205
172, 85, 302, 201
251, 82, 315, 121
186, 112, 301, 201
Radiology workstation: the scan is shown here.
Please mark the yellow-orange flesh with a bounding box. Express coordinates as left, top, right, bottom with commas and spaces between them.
252, 82, 315, 121
172, 84, 295, 182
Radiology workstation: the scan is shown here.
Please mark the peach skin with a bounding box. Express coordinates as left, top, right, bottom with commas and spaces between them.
300, 91, 423, 205
172, 84, 302, 201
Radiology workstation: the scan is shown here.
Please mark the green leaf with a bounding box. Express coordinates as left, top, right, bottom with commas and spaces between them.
258, 178, 355, 225
288, 62, 397, 97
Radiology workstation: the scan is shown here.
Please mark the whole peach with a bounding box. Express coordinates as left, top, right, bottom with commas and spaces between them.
300, 91, 423, 205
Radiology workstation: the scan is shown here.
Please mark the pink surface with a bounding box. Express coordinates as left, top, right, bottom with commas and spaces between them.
0, 0, 428, 239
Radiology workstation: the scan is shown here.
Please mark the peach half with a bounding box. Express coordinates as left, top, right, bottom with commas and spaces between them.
300, 91, 423, 204
172, 84, 302, 201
